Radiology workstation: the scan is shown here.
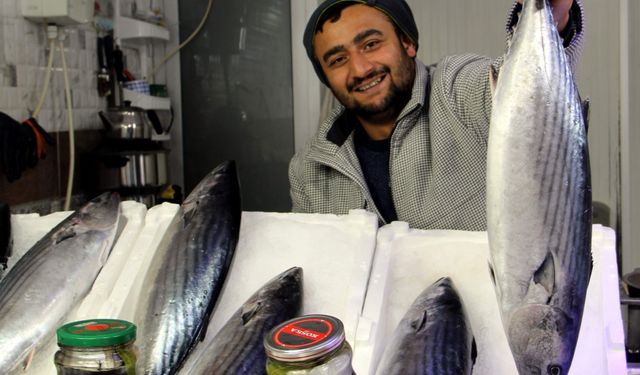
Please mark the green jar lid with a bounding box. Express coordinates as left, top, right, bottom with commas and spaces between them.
57, 319, 136, 347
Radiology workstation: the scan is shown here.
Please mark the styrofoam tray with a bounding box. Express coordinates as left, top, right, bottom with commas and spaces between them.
203, 209, 379, 345
8, 207, 625, 375
353, 224, 627, 375
9, 201, 179, 375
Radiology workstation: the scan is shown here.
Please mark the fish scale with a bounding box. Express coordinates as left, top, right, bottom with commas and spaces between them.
486, 0, 591, 373
134, 160, 242, 375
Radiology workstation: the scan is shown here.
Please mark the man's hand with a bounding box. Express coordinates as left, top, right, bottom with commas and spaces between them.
550, 0, 573, 33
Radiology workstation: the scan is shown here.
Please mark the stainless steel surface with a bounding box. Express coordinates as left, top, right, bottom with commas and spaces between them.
625, 269, 640, 358
156, 152, 168, 185
621, 297, 640, 306
120, 153, 158, 187
100, 101, 156, 139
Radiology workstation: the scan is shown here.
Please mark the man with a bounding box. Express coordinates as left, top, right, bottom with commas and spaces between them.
289, 0, 584, 230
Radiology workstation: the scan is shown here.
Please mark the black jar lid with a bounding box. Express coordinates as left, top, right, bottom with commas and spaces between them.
264, 314, 345, 362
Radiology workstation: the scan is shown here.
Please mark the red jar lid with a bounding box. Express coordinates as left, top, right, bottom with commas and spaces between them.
264, 314, 345, 362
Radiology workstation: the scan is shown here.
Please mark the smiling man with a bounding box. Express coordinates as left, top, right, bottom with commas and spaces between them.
289, 0, 584, 230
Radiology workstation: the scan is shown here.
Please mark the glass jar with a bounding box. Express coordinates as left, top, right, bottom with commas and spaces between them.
54, 319, 137, 375
264, 314, 355, 375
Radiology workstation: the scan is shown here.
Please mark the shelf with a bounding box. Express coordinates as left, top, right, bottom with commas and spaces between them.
116, 16, 170, 42
122, 88, 171, 110
151, 133, 171, 142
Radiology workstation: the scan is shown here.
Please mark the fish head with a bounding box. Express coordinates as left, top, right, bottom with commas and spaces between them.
182, 161, 238, 213
427, 277, 465, 314
76, 192, 121, 231
242, 267, 303, 325
401, 277, 462, 334
507, 304, 576, 375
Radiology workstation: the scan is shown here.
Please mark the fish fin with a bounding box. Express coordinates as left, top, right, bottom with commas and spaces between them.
22, 348, 35, 370
194, 319, 209, 343
241, 301, 262, 326
471, 337, 478, 366
181, 206, 197, 227
53, 227, 77, 244
581, 97, 590, 134
533, 252, 556, 299
489, 65, 499, 97
488, 262, 496, 287
409, 310, 428, 332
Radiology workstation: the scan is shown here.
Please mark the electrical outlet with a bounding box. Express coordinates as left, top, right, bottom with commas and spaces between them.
22, 0, 94, 25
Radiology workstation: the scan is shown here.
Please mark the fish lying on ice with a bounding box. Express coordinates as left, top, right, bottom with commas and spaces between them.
0, 192, 121, 374
179, 266, 303, 374
135, 160, 242, 374
375, 277, 476, 375
486, 0, 592, 373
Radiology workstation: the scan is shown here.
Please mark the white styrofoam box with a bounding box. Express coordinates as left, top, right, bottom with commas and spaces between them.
352, 221, 410, 375
576, 226, 627, 374
202, 209, 379, 347
74, 201, 148, 319
353, 224, 626, 375
110, 202, 180, 321
7, 210, 73, 276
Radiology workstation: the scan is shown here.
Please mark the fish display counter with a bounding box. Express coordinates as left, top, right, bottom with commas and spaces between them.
353, 222, 627, 375
7, 205, 626, 375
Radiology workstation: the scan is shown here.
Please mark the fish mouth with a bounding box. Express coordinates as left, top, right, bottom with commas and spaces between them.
507, 304, 575, 374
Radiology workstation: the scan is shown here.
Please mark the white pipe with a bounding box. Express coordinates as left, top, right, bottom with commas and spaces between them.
149, 0, 215, 81
32, 34, 56, 119
620, 0, 630, 275
59, 37, 75, 212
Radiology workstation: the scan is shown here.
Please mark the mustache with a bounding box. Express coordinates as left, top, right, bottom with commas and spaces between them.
347, 66, 390, 92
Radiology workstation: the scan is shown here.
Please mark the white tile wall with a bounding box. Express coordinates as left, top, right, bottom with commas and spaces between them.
0, 0, 104, 132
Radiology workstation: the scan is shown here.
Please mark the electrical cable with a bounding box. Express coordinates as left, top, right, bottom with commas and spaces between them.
148, 0, 215, 81
58, 35, 75, 211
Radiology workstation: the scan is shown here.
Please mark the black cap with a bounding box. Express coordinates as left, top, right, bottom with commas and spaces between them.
303, 0, 419, 85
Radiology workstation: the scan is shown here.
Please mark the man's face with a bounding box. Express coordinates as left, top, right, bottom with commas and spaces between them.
313, 4, 417, 120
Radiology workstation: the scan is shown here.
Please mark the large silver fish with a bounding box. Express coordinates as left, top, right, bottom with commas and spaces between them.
375, 277, 476, 375
179, 267, 303, 374
135, 160, 242, 375
0, 192, 121, 374
486, 0, 592, 374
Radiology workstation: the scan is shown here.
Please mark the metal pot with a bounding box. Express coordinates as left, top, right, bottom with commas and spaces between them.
624, 269, 640, 362
120, 152, 157, 187
99, 101, 163, 139
118, 150, 169, 187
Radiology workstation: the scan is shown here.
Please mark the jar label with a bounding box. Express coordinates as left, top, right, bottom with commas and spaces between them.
273, 317, 334, 348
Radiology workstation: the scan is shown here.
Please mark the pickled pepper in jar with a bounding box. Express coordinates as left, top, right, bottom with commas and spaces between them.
54, 319, 137, 375
264, 314, 355, 375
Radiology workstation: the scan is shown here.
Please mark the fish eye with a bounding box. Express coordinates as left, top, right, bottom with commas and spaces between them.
548, 365, 562, 375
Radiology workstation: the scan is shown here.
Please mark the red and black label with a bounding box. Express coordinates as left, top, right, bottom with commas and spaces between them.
273, 316, 335, 348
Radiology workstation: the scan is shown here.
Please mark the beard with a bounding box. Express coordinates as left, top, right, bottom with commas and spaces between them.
331, 52, 415, 121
